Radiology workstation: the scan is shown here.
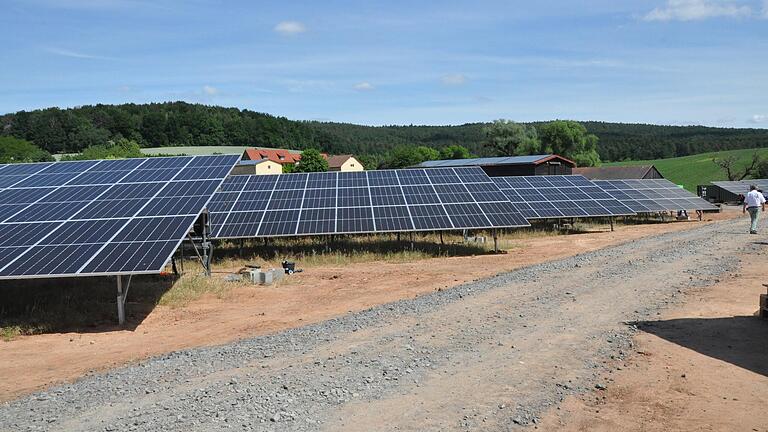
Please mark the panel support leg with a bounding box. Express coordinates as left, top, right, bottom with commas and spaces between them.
116, 276, 125, 326
610, 217, 614, 232
492, 229, 498, 253
439, 231, 444, 245
409, 232, 414, 251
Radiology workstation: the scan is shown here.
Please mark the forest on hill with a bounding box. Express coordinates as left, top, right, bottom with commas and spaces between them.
2, 102, 768, 163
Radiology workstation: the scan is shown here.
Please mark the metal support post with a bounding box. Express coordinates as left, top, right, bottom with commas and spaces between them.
201, 227, 210, 277
610, 217, 614, 232
409, 232, 414, 251
116, 276, 125, 326
492, 229, 498, 253
439, 231, 444, 245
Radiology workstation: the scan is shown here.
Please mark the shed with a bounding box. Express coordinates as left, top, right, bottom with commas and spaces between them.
414, 154, 574, 177
572, 165, 663, 180
327, 155, 364, 172
231, 159, 283, 175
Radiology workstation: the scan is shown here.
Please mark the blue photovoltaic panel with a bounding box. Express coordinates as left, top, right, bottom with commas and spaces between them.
594, 179, 718, 212
710, 179, 768, 200
209, 167, 530, 238
493, 175, 635, 219
0, 154, 239, 279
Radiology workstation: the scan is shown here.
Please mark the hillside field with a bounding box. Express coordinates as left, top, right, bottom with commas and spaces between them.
606, 147, 768, 191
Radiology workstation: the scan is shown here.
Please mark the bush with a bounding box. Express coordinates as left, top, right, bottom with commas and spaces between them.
0, 136, 54, 163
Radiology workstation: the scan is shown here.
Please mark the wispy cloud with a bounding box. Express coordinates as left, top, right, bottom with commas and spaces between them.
44, 47, 118, 60
749, 114, 768, 123
643, 0, 752, 21
441, 73, 467, 86
353, 82, 375, 91
202, 85, 219, 96
274, 21, 307, 36
763, 0, 768, 17
19, 0, 170, 11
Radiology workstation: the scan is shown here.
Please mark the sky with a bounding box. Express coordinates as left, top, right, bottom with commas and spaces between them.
0, 0, 766, 128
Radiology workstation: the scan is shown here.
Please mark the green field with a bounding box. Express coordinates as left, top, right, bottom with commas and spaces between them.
606, 148, 768, 191
140, 146, 248, 156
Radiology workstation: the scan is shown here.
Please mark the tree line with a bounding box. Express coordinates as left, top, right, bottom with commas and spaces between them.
2, 102, 768, 165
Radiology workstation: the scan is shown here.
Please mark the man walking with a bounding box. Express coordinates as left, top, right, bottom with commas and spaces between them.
743, 185, 766, 234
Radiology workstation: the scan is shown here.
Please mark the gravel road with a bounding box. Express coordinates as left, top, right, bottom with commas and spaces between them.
0, 218, 752, 432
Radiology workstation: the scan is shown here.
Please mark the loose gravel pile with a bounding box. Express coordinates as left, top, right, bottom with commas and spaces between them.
0, 218, 752, 432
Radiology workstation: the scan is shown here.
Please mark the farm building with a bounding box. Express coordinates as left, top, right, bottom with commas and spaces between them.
243, 148, 303, 165
242, 148, 363, 172
573, 165, 663, 180
414, 154, 574, 177
231, 159, 283, 175
327, 155, 364, 172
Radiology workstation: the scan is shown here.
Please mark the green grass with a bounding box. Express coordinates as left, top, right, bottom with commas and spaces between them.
605, 148, 768, 191
140, 146, 248, 156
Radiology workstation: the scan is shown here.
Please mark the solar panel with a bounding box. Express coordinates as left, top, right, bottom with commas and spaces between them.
0, 155, 239, 279
492, 175, 635, 219
594, 179, 718, 212
710, 180, 768, 199
210, 167, 530, 239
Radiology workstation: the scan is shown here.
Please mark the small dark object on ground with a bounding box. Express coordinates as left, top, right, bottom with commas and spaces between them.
282, 261, 296, 274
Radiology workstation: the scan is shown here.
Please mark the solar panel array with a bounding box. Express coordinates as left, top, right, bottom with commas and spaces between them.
491, 175, 635, 219
594, 179, 718, 212
0, 155, 239, 280
710, 180, 768, 199
209, 167, 530, 239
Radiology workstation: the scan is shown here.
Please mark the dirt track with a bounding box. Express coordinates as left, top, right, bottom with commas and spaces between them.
1, 216, 763, 431
0, 213, 736, 401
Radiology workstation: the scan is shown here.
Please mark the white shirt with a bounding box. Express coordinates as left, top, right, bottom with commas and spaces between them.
744, 190, 766, 208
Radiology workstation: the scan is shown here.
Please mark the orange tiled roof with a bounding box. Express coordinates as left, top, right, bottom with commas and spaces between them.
244, 148, 302, 165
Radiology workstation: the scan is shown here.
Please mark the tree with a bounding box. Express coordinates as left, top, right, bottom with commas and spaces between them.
415, 146, 439, 162
357, 154, 381, 170
62, 138, 143, 161
384, 146, 421, 168
755, 159, 768, 179
439, 144, 471, 160
294, 148, 328, 172
482, 119, 539, 156
539, 120, 601, 167
0, 137, 54, 163
714, 152, 762, 180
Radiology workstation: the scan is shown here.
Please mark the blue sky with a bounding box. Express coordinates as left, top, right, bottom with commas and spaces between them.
1, 0, 766, 127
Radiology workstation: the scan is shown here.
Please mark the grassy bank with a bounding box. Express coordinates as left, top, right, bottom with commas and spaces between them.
606, 147, 768, 191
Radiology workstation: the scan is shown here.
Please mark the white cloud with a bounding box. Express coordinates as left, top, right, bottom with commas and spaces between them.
643, 0, 752, 21
202, 85, 219, 96
441, 73, 467, 86
44, 47, 117, 60
353, 82, 375, 91
763, 0, 768, 17
274, 21, 307, 35
749, 114, 768, 123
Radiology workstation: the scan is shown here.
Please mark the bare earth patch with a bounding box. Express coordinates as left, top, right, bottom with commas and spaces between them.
0, 211, 740, 402
538, 232, 768, 432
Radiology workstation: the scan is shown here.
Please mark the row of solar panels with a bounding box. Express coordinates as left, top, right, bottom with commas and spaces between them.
208, 168, 530, 238
710, 179, 768, 198
0, 155, 715, 280
208, 172, 716, 238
